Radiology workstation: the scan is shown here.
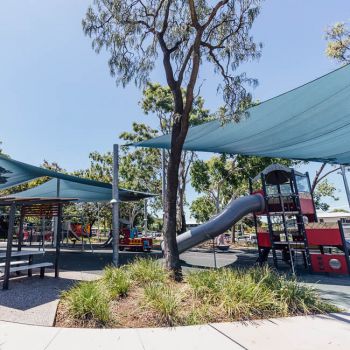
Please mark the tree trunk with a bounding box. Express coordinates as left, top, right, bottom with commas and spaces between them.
162, 31, 202, 280
231, 225, 236, 244
163, 138, 183, 280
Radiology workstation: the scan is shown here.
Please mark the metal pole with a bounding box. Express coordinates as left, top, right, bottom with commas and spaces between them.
3, 203, 16, 290
144, 198, 148, 236
112, 144, 120, 267
212, 188, 220, 269
162, 149, 166, 205
41, 215, 45, 252
18, 207, 25, 252
55, 203, 62, 278
53, 179, 60, 248
340, 165, 350, 209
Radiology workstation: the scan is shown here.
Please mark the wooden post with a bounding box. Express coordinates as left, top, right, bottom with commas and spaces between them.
3, 203, 16, 290
112, 144, 120, 267
55, 203, 63, 278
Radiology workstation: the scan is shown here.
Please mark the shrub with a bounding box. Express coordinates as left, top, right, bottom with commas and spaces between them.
61, 281, 111, 325
186, 267, 339, 321
127, 258, 168, 285
143, 283, 180, 325
103, 266, 130, 298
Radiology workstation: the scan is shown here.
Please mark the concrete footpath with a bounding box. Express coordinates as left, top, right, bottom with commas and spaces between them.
0, 313, 349, 350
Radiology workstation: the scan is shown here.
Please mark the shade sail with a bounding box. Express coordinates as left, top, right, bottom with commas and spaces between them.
9, 179, 154, 202
134, 64, 350, 165
0, 156, 155, 202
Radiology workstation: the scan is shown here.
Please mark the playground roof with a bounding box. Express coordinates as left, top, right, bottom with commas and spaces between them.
134, 64, 350, 165
0, 156, 155, 202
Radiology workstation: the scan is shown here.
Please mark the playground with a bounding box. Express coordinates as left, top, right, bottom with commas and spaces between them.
1, 64, 350, 330
1, 2, 350, 346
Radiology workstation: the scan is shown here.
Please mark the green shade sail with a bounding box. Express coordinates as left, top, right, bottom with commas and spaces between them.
134, 64, 350, 165
0, 156, 155, 202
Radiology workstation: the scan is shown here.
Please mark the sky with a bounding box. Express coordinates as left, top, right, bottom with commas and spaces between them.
1, 0, 350, 214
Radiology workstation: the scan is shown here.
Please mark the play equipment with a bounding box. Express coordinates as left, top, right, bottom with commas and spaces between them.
120, 226, 152, 252
102, 220, 153, 252
249, 164, 350, 275
62, 221, 94, 252
175, 163, 350, 275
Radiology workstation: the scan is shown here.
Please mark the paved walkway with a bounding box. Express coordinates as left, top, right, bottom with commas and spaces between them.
0, 313, 349, 350
0, 270, 99, 326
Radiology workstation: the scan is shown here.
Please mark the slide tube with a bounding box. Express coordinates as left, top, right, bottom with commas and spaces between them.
176, 194, 265, 254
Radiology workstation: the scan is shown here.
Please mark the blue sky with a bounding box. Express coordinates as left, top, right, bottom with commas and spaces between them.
1, 0, 350, 213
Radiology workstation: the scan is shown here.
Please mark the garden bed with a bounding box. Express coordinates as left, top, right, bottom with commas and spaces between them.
55, 258, 340, 328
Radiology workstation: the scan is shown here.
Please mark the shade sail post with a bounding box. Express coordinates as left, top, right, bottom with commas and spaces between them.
162, 149, 166, 210
3, 203, 16, 290
55, 203, 62, 278
17, 206, 25, 252
53, 178, 60, 248
112, 144, 120, 267
144, 198, 148, 235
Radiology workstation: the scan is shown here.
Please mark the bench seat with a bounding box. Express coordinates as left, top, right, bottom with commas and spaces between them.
9, 262, 53, 278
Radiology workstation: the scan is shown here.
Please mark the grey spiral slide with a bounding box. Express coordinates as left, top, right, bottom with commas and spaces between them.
176, 194, 265, 254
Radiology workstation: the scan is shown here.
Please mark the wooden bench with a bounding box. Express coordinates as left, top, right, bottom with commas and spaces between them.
9, 262, 53, 278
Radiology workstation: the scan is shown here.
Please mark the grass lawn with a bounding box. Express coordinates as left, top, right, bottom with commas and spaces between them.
55, 258, 340, 328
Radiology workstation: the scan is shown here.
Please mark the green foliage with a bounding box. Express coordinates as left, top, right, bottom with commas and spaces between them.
141, 83, 214, 133
143, 283, 180, 325
102, 266, 130, 298
186, 267, 339, 320
325, 22, 350, 64
61, 281, 111, 325
82, 0, 262, 119
314, 179, 339, 211
127, 257, 168, 285
60, 259, 339, 327
190, 195, 217, 223
140, 82, 215, 232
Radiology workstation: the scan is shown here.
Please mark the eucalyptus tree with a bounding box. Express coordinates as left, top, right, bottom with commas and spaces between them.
141, 82, 213, 233
83, 0, 262, 278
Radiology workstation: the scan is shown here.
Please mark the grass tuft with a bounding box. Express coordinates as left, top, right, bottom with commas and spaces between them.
186, 266, 340, 320
143, 283, 180, 326
61, 281, 111, 326
58, 260, 340, 328
102, 266, 130, 298
127, 257, 168, 285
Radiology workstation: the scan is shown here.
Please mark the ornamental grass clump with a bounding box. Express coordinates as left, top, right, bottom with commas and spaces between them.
102, 266, 130, 298
127, 257, 168, 285
61, 281, 111, 326
143, 283, 181, 326
186, 266, 340, 321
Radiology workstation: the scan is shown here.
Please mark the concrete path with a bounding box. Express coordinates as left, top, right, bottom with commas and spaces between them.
0, 313, 349, 350
0, 270, 99, 326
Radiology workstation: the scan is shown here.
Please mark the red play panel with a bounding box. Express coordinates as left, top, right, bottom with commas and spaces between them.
306, 228, 343, 246
310, 253, 349, 274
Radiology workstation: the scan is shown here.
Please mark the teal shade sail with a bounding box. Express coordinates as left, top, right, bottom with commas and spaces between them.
0, 156, 155, 202
10, 179, 153, 202
134, 64, 350, 165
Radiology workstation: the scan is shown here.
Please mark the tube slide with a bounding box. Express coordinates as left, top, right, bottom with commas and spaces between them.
176, 194, 265, 254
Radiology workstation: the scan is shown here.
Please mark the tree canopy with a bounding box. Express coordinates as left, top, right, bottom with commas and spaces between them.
325, 22, 350, 64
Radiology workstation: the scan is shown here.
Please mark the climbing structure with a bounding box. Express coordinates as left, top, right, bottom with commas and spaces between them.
249, 164, 350, 275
